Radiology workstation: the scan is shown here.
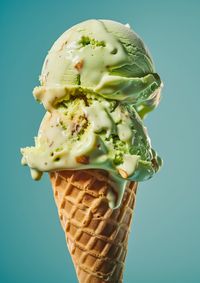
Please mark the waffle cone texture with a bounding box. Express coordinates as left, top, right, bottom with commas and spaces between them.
49, 169, 138, 283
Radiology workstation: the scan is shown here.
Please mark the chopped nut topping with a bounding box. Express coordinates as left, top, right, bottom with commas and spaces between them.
151, 158, 158, 170
76, 155, 89, 164
118, 168, 128, 178
74, 60, 84, 71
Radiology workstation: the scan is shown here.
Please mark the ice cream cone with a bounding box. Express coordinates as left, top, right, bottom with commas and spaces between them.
49, 169, 137, 283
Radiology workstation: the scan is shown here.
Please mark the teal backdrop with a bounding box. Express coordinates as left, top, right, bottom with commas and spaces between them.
1, 0, 200, 282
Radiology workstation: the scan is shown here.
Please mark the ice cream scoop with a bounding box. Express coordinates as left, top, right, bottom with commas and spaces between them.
21, 19, 162, 208
21, 94, 161, 207
35, 19, 162, 116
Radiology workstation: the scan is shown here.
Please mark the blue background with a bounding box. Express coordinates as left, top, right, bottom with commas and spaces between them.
1, 0, 200, 282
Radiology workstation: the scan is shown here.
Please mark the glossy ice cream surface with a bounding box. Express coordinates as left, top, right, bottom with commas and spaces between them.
21, 19, 162, 208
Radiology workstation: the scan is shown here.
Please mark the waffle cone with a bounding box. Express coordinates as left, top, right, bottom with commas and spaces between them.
49, 169, 137, 283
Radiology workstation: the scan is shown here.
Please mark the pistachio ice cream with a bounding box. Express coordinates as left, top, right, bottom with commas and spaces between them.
21, 19, 162, 208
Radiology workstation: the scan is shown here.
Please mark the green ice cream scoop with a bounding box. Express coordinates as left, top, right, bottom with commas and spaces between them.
21, 95, 161, 207
21, 19, 163, 208
35, 19, 162, 116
